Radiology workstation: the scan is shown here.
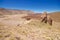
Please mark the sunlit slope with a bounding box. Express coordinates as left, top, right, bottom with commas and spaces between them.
49, 12, 60, 22
0, 20, 60, 40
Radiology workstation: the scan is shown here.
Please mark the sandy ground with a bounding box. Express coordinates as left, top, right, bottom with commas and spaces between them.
0, 15, 60, 40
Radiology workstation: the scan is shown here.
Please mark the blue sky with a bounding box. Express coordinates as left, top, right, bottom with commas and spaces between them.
0, 0, 60, 13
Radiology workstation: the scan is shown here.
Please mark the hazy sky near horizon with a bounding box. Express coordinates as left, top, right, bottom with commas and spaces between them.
0, 0, 60, 13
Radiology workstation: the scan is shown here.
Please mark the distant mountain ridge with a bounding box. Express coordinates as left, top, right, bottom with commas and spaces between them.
0, 8, 34, 15
0, 8, 60, 22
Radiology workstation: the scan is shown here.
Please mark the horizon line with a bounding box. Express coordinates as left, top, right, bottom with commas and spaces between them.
0, 7, 60, 13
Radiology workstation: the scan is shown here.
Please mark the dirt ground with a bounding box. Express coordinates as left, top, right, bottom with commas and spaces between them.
0, 15, 60, 40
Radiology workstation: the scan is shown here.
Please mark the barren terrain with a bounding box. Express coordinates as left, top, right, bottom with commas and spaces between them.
0, 8, 60, 40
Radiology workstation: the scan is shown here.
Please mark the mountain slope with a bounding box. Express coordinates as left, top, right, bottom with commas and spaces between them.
0, 8, 34, 15
50, 12, 60, 22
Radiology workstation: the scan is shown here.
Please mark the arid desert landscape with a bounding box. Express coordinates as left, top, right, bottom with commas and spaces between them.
0, 8, 60, 40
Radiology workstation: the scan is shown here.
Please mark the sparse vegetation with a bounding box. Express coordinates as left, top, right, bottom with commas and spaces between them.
0, 19, 60, 40
0, 8, 60, 40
